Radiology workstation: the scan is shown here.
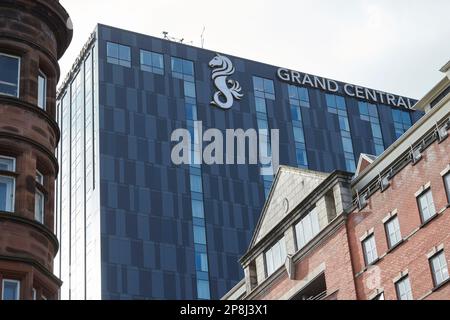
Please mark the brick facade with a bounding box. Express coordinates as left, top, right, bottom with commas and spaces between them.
224, 80, 450, 300
349, 137, 450, 300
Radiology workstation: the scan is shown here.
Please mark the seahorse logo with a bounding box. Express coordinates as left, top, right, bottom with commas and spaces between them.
209, 54, 243, 110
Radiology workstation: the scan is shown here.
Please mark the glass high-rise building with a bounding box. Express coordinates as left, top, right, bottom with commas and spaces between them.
55, 24, 423, 300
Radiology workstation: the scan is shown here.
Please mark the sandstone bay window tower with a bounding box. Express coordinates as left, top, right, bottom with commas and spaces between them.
0, 0, 72, 300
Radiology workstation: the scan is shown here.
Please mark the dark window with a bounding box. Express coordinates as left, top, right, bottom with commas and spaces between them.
444, 173, 450, 203
140, 50, 164, 75
0, 53, 20, 97
106, 42, 131, 67
37, 71, 46, 109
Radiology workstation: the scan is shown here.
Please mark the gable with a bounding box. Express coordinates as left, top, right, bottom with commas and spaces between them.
251, 167, 329, 247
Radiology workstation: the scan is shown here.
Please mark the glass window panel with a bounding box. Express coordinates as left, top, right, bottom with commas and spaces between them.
444, 174, 450, 201
106, 42, 118, 59
339, 116, 350, 132
0, 157, 15, 171
197, 280, 210, 299
396, 277, 413, 300
359, 102, 369, 116
342, 137, 354, 153
193, 225, 207, 245
185, 103, 197, 121
195, 252, 209, 272
119, 45, 130, 61
326, 94, 335, 108
37, 72, 46, 110
296, 148, 308, 167
386, 217, 401, 248
0, 176, 14, 212
190, 174, 203, 193
253, 77, 264, 92
255, 97, 266, 113
299, 88, 309, 102
2, 280, 20, 300
171, 57, 183, 73
336, 96, 346, 110
140, 50, 151, 65
368, 104, 379, 118
0, 54, 20, 97
418, 190, 436, 222
293, 126, 305, 143
152, 52, 164, 69
375, 144, 385, 156
393, 110, 402, 123
371, 123, 383, 139
184, 81, 196, 98
183, 60, 194, 76
363, 235, 378, 265
35, 190, 44, 223
265, 238, 286, 277
401, 111, 411, 125
288, 85, 298, 100
291, 105, 302, 121
264, 79, 275, 95
430, 252, 449, 286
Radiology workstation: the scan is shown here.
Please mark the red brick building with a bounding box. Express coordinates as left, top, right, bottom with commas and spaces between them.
223, 62, 450, 300
0, 0, 72, 300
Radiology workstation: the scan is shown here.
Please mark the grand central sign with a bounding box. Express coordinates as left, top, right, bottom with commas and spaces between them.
277, 68, 415, 110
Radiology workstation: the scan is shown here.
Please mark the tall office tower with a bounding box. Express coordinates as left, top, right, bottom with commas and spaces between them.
0, 0, 72, 300
56, 24, 423, 300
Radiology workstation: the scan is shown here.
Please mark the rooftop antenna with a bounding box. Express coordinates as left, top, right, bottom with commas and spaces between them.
162, 31, 169, 40
201, 26, 206, 48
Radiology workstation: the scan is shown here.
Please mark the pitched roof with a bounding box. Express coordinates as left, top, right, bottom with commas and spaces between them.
248, 166, 329, 249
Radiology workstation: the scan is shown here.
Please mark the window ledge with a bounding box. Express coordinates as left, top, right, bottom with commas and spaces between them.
0, 170, 19, 177
432, 278, 450, 292
387, 239, 405, 254
420, 213, 440, 229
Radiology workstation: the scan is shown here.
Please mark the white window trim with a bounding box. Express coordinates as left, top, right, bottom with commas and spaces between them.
0, 175, 15, 212
38, 70, 47, 110
36, 170, 44, 185
2, 279, 20, 300
0, 53, 21, 98
0, 155, 16, 171
35, 189, 44, 224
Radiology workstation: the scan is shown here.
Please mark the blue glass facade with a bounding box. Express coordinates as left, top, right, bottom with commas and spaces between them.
56, 24, 423, 300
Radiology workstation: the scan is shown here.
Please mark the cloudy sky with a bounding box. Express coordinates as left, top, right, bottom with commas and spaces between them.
59, 0, 450, 99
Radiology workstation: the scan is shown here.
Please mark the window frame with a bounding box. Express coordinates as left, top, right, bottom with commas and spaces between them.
395, 276, 413, 300
362, 234, 379, 267
35, 188, 45, 224
106, 42, 131, 68
0, 52, 21, 98
0, 155, 16, 172
384, 216, 402, 250
2, 279, 20, 300
429, 250, 449, 288
294, 208, 320, 251
37, 70, 47, 110
416, 188, 437, 224
443, 173, 450, 204
36, 170, 44, 185
264, 237, 287, 278
139, 49, 164, 75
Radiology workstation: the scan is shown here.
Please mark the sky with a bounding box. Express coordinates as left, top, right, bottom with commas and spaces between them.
59, 0, 450, 99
